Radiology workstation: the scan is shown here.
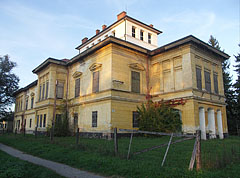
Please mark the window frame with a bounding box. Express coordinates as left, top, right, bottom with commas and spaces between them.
132, 111, 139, 128
148, 33, 152, 44
39, 85, 42, 101
204, 70, 211, 93
131, 71, 140, 93
132, 26, 136, 38
92, 71, 100, 93
75, 78, 80, 98
43, 114, 46, 127
92, 111, 98, 127
196, 67, 202, 90
56, 81, 64, 99
213, 73, 219, 94
45, 81, 49, 99
140, 30, 144, 41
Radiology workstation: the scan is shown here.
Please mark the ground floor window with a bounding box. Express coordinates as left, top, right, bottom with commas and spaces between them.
29, 119, 32, 128
40, 115, 42, 127
132, 111, 139, 128
43, 114, 46, 127
92, 111, 97, 127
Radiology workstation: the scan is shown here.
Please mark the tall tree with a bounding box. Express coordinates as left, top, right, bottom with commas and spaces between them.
0, 55, 19, 117
233, 45, 240, 135
208, 36, 236, 135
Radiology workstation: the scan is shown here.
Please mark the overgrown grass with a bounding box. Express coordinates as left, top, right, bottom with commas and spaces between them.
0, 134, 239, 178
0, 150, 64, 178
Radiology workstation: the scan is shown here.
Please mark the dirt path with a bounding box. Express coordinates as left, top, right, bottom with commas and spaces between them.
0, 143, 105, 178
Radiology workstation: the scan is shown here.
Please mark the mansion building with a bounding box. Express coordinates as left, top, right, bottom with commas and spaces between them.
14, 12, 229, 139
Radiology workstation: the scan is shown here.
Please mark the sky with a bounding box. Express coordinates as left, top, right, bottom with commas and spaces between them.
0, 0, 239, 89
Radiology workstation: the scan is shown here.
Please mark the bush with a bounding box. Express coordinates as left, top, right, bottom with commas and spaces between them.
137, 101, 182, 133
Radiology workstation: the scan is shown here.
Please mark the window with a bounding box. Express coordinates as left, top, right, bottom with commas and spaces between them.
112, 31, 115, 37
37, 115, 39, 127
25, 98, 28, 110
140, 30, 144, 41
148, 33, 151, 44
40, 115, 42, 127
92, 71, 99, 93
132, 26, 136, 37
74, 113, 78, 129
204, 71, 211, 92
42, 83, 45, 100
92, 111, 97, 127
214, 73, 219, 94
75, 78, 80, 97
39, 85, 42, 101
31, 97, 34, 109
131, 71, 140, 93
29, 119, 32, 128
43, 114, 46, 127
46, 81, 49, 99
56, 114, 62, 123
56, 81, 64, 99
133, 111, 139, 128
196, 68, 202, 90
17, 120, 20, 130
20, 100, 23, 111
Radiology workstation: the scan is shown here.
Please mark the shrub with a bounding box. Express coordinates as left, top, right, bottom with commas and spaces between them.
137, 101, 182, 133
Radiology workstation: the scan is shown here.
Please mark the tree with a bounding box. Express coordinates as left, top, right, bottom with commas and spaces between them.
233, 45, 240, 135
137, 101, 182, 133
0, 55, 19, 117
208, 36, 236, 135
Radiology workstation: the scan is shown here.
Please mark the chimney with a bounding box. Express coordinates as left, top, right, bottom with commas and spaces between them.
102, 25, 107, 30
149, 24, 154, 28
96, 29, 100, 35
82, 37, 88, 44
117, 11, 127, 20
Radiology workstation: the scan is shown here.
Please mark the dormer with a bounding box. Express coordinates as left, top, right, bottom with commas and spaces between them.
75, 11, 162, 54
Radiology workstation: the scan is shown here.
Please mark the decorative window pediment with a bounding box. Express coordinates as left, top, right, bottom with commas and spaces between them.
89, 63, 102, 72
128, 63, 145, 71
72, 71, 83, 78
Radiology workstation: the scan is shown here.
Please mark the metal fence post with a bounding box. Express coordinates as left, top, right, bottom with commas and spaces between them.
114, 128, 118, 156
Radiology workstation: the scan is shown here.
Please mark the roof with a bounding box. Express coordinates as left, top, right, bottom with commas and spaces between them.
151, 35, 230, 59
75, 15, 162, 50
13, 80, 38, 96
32, 57, 68, 74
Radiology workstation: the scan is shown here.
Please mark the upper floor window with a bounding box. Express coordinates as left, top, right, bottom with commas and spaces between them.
214, 73, 219, 94
92, 111, 98, 127
131, 71, 140, 93
196, 68, 202, 90
42, 83, 45, 100
148, 33, 152, 44
31, 97, 34, 109
25, 98, 28, 110
56, 81, 64, 99
112, 31, 115, 37
92, 71, 99, 93
204, 71, 211, 93
39, 85, 42, 101
75, 78, 80, 98
140, 30, 144, 41
46, 81, 49, 99
132, 111, 139, 128
132, 26, 136, 38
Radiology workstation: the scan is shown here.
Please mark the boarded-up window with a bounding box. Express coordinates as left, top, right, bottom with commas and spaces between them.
45, 81, 49, 99
214, 74, 219, 94
57, 82, 64, 99
40, 115, 42, 127
174, 69, 183, 90
132, 111, 139, 128
196, 68, 202, 90
204, 71, 211, 92
75, 78, 80, 97
39, 85, 42, 101
42, 83, 45, 100
131, 71, 140, 93
163, 71, 171, 92
92, 71, 99, 93
43, 114, 46, 127
92, 111, 97, 127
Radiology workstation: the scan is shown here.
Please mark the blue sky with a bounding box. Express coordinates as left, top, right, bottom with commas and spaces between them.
0, 0, 239, 88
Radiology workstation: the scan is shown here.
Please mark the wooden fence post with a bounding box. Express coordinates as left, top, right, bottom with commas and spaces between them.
127, 132, 133, 160
114, 128, 118, 156
189, 134, 197, 170
76, 128, 79, 145
196, 130, 201, 171
161, 133, 173, 167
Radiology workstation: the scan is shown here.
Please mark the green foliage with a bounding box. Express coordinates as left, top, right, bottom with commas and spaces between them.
137, 101, 182, 133
54, 100, 71, 137
0, 55, 19, 117
208, 35, 221, 50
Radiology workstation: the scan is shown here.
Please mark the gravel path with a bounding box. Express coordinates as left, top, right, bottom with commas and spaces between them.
0, 143, 105, 178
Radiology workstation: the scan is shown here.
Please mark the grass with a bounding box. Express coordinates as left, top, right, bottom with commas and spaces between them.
0, 134, 240, 178
0, 150, 64, 178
